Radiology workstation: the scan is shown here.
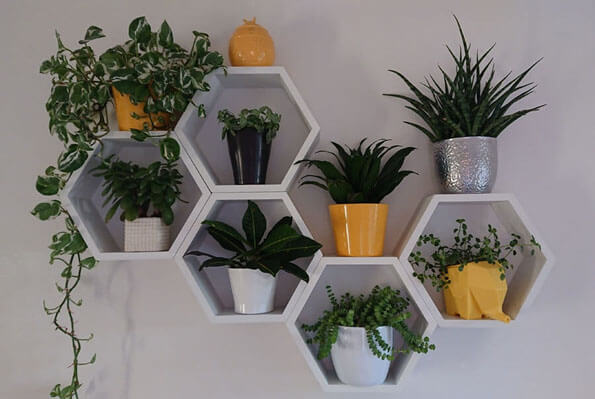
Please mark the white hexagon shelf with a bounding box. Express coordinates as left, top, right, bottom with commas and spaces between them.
175, 66, 319, 193
396, 193, 555, 328
61, 131, 210, 261
287, 257, 437, 393
175, 192, 323, 323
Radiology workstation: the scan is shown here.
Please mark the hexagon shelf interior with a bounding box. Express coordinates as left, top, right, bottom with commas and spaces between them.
175, 192, 323, 323
396, 193, 555, 328
287, 257, 437, 393
175, 66, 319, 192
61, 131, 210, 261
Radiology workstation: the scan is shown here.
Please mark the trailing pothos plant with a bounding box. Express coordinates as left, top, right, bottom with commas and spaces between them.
34, 17, 221, 399
409, 219, 541, 291
90, 151, 184, 225
296, 139, 416, 203
184, 201, 322, 282
100, 16, 224, 139
217, 106, 281, 144
33, 26, 109, 399
302, 285, 435, 360
384, 16, 543, 142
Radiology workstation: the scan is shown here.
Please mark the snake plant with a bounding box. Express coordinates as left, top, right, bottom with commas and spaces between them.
296, 139, 416, 203
384, 16, 544, 142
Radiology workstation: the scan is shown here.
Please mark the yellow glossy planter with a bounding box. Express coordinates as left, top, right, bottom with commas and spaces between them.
443, 261, 511, 323
112, 87, 169, 131
328, 203, 388, 257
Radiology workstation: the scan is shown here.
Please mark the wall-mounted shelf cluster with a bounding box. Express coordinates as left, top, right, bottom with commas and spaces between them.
60, 66, 554, 393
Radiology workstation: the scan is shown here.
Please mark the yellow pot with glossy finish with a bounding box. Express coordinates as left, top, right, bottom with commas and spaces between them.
328, 203, 388, 257
443, 261, 511, 323
229, 18, 275, 66
112, 87, 169, 131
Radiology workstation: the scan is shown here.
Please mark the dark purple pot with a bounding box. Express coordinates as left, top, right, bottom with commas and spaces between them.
226, 127, 271, 184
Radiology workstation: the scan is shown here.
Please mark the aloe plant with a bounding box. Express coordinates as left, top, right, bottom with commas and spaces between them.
184, 201, 321, 282
296, 139, 416, 203
384, 16, 544, 142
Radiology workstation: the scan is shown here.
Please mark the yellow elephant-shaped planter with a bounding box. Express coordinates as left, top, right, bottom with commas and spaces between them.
443, 261, 511, 323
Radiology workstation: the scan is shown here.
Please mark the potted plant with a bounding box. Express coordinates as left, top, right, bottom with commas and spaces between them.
91, 149, 185, 252
384, 16, 543, 193
409, 219, 541, 322
99, 16, 224, 132
184, 201, 321, 314
302, 285, 435, 386
297, 139, 416, 256
217, 106, 281, 184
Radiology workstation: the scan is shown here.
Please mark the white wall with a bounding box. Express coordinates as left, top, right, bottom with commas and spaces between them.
1, 0, 593, 398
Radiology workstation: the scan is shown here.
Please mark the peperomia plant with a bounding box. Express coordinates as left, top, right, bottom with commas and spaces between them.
100, 16, 224, 137
184, 201, 321, 281
34, 26, 109, 399
90, 150, 184, 226
217, 106, 281, 144
384, 16, 544, 142
296, 139, 416, 203
409, 219, 541, 291
302, 285, 435, 360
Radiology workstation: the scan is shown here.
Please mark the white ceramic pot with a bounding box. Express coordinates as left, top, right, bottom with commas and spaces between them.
331, 326, 393, 386
228, 268, 277, 314
124, 217, 170, 252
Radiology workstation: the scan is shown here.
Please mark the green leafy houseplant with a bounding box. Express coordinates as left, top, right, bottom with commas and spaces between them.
296, 139, 416, 203
217, 106, 281, 144
302, 285, 435, 360
100, 16, 224, 135
34, 26, 109, 399
384, 16, 544, 142
184, 201, 321, 281
90, 149, 184, 226
409, 219, 541, 291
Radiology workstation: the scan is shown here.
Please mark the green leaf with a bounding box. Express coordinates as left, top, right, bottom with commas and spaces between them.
242, 200, 266, 248
80, 257, 97, 269
128, 16, 151, 44
158, 20, 173, 48
282, 262, 309, 282
199, 257, 236, 270
57, 144, 88, 173
265, 236, 321, 261
159, 138, 180, 162
31, 200, 61, 220
161, 206, 174, 225
36, 176, 61, 196
65, 232, 87, 254
79, 25, 105, 44
207, 227, 246, 254
260, 223, 300, 254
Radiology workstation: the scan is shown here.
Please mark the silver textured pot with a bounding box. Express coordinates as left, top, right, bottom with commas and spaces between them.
433, 137, 497, 194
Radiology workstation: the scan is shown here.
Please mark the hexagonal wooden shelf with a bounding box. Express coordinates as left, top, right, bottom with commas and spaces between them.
61, 131, 210, 261
395, 193, 555, 328
287, 256, 437, 392
175, 66, 319, 193
174, 192, 323, 323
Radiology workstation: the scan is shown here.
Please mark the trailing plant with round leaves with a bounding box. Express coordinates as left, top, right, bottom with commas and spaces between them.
34, 26, 109, 399
296, 138, 416, 203
301, 285, 435, 361
90, 151, 185, 226
100, 16, 224, 135
409, 219, 541, 291
217, 106, 281, 144
384, 16, 544, 142
184, 200, 321, 281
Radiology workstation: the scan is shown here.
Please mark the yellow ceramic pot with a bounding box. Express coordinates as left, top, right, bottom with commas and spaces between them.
328, 203, 388, 257
229, 18, 275, 66
443, 261, 511, 323
112, 87, 169, 131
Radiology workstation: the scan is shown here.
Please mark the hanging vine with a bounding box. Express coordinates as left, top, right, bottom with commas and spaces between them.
34, 18, 223, 398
